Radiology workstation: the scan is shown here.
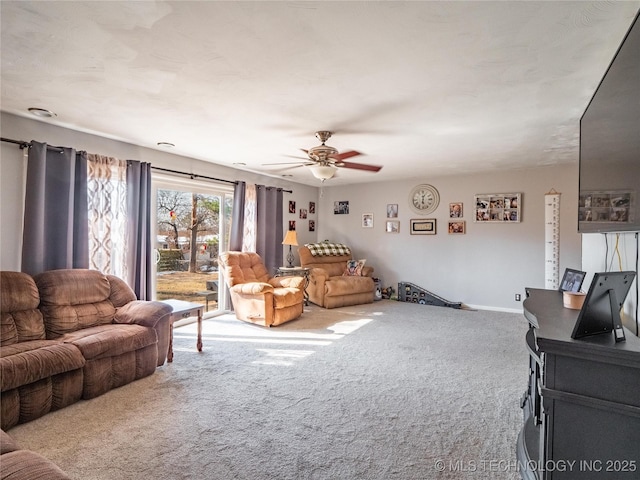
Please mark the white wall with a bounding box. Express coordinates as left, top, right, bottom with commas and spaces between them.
316, 166, 582, 311
582, 233, 639, 333
0, 139, 26, 269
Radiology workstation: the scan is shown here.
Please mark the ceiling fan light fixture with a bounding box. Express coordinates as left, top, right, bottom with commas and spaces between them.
309, 165, 337, 182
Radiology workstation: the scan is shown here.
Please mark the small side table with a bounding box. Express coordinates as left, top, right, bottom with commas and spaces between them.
195, 290, 218, 312
275, 267, 310, 305
160, 299, 204, 363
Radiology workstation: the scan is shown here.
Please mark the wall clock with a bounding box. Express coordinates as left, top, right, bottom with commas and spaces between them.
409, 184, 440, 215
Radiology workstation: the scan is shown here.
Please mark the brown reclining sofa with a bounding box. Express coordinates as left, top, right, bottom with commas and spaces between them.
298, 243, 375, 309
0, 269, 173, 478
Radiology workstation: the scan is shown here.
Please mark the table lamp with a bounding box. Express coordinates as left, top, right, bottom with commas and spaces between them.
282, 230, 298, 268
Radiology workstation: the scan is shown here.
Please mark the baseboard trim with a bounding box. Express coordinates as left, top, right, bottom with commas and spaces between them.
465, 304, 523, 314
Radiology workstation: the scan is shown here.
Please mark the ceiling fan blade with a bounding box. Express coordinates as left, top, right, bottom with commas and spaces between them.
329, 150, 362, 161
262, 160, 312, 166
270, 164, 307, 172
338, 161, 383, 172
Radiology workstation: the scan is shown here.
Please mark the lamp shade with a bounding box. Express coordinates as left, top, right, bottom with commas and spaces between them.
309, 164, 337, 181
282, 230, 298, 246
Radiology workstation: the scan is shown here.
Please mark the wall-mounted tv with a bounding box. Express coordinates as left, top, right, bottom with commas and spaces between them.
578, 11, 640, 234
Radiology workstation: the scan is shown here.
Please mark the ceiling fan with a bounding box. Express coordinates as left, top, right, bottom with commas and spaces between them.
264, 131, 382, 182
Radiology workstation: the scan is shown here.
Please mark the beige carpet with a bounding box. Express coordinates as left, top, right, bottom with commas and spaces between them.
8, 300, 529, 479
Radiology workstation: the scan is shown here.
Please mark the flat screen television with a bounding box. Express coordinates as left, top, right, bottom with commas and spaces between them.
578, 11, 640, 233
571, 271, 636, 342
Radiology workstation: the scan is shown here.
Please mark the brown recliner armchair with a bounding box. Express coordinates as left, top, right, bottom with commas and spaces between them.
219, 251, 305, 327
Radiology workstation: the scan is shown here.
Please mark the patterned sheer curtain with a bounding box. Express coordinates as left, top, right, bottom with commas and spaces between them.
87, 154, 128, 279
242, 183, 258, 252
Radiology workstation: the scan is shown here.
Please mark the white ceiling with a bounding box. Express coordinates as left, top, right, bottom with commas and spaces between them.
2, 1, 639, 186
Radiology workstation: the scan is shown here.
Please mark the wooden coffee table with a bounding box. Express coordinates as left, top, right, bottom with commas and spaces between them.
161, 299, 204, 363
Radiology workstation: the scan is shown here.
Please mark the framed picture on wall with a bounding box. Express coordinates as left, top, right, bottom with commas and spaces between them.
448, 221, 466, 234
449, 202, 463, 218
334, 201, 349, 214
410, 218, 436, 235
474, 193, 521, 222
309, 220, 315, 232
309, 202, 316, 214
385, 220, 400, 233
289, 201, 296, 214
387, 204, 398, 218
362, 213, 374, 228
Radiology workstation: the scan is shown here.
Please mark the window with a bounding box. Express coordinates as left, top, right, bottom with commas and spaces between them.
152, 175, 233, 314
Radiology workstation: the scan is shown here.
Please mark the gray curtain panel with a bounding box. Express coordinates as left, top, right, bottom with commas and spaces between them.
22, 140, 89, 275
229, 181, 246, 251
256, 185, 284, 274
228, 181, 283, 272
126, 160, 152, 300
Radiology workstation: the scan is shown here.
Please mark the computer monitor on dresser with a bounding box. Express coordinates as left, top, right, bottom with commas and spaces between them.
571, 271, 636, 343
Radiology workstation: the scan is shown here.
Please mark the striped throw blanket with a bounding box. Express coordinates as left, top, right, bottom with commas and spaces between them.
306, 242, 351, 257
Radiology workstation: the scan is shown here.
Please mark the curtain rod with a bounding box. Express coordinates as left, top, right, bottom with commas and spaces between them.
1, 137, 70, 152
1, 137, 31, 148
2, 137, 292, 193
151, 166, 238, 186
151, 166, 292, 193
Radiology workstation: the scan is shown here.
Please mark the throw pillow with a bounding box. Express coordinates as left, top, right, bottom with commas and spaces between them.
344, 259, 366, 276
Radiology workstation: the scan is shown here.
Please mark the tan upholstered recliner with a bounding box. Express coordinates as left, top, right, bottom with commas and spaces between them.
298, 244, 375, 309
219, 251, 305, 327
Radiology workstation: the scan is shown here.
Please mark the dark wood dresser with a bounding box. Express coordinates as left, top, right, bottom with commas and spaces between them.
517, 288, 640, 479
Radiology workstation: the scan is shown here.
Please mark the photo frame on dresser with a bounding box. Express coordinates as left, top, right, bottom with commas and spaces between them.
559, 268, 586, 293
571, 271, 636, 342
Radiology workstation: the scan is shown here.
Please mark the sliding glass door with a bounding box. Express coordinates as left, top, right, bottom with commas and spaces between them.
152, 175, 233, 314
